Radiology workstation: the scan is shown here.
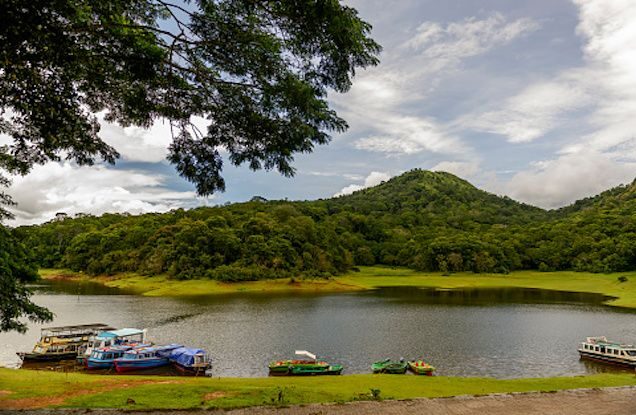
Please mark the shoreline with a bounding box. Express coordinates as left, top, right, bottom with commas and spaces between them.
39, 266, 636, 309
2, 368, 636, 410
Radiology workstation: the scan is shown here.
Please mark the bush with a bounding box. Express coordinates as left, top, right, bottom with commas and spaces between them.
618, 275, 629, 283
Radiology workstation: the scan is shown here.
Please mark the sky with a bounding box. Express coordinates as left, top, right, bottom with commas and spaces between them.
5, 0, 636, 225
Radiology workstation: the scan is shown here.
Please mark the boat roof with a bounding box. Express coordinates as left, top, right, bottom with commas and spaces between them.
42, 324, 114, 333
98, 328, 144, 338
585, 337, 634, 348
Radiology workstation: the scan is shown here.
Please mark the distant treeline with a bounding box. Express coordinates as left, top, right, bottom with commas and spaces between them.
13, 170, 636, 280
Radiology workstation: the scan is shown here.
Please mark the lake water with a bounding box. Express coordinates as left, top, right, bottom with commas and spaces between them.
2, 280, 635, 378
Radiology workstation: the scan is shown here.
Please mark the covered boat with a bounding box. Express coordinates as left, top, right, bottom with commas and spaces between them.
113, 344, 182, 373
408, 359, 436, 375
268, 351, 343, 376
169, 347, 212, 375
371, 358, 407, 374
578, 336, 636, 367
78, 328, 147, 365
17, 324, 113, 362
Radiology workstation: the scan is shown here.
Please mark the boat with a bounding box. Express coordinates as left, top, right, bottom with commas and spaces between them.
86, 345, 137, 370
371, 358, 407, 374
408, 359, 436, 375
578, 336, 636, 367
268, 350, 343, 376
77, 328, 147, 365
169, 347, 212, 375
17, 324, 114, 362
113, 344, 182, 373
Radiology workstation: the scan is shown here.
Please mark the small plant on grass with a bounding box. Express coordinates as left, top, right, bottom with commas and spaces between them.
370, 388, 381, 400
618, 276, 628, 283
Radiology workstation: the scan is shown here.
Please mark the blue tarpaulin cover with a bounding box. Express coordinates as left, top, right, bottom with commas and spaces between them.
170, 347, 206, 367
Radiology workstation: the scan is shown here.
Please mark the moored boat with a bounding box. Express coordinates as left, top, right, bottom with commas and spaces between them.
268, 350, 343, 376
78, 328, 147, 365
86, 345, 136, 370
113, 344, 182, 373
408, 359, 436, 375
578, 336, 636, 367
371, 358, 407, 374
169, 347, 212, 375
17, 324, 113, 362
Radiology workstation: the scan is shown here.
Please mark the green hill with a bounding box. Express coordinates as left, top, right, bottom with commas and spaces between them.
12, 170, 636, 279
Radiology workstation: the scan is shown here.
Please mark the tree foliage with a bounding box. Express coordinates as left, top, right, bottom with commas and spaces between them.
17, 170, 636, 281
0, 226, 54, 332
0, 0, 380, 204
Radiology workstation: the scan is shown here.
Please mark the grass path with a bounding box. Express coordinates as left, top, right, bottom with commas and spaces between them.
2, 369, 636, 410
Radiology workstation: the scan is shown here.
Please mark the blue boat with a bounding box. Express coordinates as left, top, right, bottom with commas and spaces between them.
86, 345, 135, 370
78, 328, 146, 365
114, 344, 182, 373
169, 347, 212, 375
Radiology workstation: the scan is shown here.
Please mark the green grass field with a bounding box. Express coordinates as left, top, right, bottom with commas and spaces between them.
2, 368, 636, 410
40, 266, 636, 308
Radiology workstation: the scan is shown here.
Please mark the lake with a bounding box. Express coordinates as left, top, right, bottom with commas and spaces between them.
2, 279, 635, 378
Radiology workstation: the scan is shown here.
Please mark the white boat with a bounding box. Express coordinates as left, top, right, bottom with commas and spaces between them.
578, 336, 636, 367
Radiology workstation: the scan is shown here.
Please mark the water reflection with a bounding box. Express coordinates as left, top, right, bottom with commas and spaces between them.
2, 282, 635, 379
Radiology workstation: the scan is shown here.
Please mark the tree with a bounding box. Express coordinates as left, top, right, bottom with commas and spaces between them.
0, 0, 381, 202
0, 226, 53, 332
0, 0, 380, 332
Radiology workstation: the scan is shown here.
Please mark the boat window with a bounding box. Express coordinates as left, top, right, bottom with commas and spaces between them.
627, 350, 636, 356
584, 344, 589, 350
105, 353, 112, 359
595, 346, 599, 352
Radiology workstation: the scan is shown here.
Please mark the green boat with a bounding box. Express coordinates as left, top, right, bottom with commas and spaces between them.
371, 358, 408, 374
408, 359, 436, 375
268, 351, 343, 376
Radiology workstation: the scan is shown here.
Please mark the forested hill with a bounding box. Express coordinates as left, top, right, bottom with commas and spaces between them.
13, 170, 636, 280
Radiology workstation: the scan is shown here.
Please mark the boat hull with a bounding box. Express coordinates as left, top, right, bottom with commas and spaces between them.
114, 357, 169, 372
86, 359, 115, 370
408, 361, 435, 375
578, 350, 636, 368
173, 362, 211, 376
372, 362, 407, 374
17, 351, 78, 362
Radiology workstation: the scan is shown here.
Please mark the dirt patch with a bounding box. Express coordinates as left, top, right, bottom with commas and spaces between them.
204, 391, 236, 400
0, 390, 13, 396
1, 379, 185, 409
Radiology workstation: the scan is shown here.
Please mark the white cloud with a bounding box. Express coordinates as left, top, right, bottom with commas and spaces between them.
333, 13, 539, 157
334, 171, 392, 197
466, 78, 592, 142
506, 151, 636, 208
99, 115, 209, 163
6, 162, 198, 225
431, 160, 480, 177
406, 13, 539, 61
354, 116, 465, 155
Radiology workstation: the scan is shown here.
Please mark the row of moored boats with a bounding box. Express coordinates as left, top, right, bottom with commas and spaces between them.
17, 324, 211, 375
17, 324, 437, 376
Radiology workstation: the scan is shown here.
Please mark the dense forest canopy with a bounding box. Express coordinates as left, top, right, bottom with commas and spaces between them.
15, 170, 636, 280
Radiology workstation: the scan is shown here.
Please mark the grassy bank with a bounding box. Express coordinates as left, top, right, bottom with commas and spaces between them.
1, 368, 636, 410
40, 266, 636, 308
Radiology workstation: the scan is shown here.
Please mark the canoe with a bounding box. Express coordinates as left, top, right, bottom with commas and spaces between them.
371, 358, 407, 374
408, 360, 435, 375
269, 350, 342, 376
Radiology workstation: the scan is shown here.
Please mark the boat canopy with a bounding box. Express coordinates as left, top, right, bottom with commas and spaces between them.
295, 350, 317, 360
41, 324, 113, 335
98, 328, 145, 338
170, 347, 207, 366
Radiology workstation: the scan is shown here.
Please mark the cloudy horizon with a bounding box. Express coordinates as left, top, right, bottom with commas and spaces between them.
5, 0, 636, 225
